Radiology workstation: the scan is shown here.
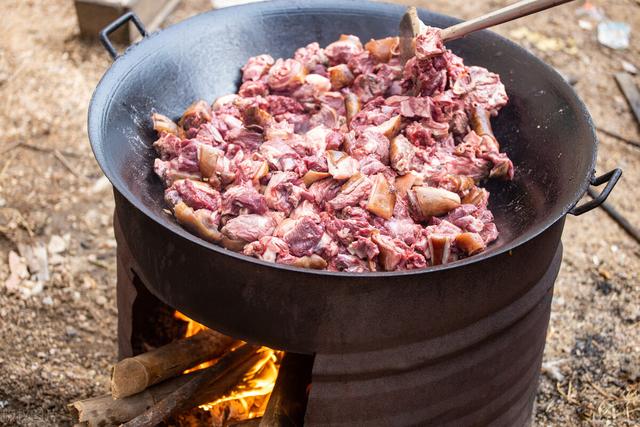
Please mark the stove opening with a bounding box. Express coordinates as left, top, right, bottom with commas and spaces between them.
69, 261, 312, 426
174, 311, 283, 425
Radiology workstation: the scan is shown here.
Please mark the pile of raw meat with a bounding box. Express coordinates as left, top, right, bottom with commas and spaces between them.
151, 27, 513, 272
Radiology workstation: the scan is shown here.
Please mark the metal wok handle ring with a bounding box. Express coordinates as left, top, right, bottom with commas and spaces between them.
569, 168, 622, 216
99, 12, 148, 60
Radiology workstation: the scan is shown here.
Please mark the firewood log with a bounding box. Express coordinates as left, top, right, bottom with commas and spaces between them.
229, 418, 263, 426
69, 372, 197, 427
111, 328, 235, 398
122, 343, 261, 427
259, 353, 314, 427
70, 344, 260, 427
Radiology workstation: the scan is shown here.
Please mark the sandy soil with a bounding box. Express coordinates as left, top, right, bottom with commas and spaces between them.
0, 0, 638, 425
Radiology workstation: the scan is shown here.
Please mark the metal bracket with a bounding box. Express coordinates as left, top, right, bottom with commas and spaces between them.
569, 168, 622, 216
99, 12, 148, 60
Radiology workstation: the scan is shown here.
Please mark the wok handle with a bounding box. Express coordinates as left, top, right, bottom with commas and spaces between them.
99, 12, 148, 60
569, 168, 622, 216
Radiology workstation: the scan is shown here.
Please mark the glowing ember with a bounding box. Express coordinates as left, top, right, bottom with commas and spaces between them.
174, 311, 282, 424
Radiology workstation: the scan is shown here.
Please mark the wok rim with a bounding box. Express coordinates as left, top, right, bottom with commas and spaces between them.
88, 0, 597, 278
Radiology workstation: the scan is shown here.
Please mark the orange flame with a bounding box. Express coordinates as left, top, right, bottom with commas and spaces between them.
174, 311, 282, 423
174, 311, 218, 373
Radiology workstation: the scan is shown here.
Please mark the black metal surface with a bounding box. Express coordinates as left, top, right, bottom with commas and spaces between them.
305, 245, 562, 426
115, 188, 565, 355
99, 11, 147, 59
92, 0, 611, 351
114, 195, 563, 425
569, 168, 622, 215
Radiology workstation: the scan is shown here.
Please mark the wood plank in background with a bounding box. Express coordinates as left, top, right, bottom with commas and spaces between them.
74, 0, 181, 43
615, 72, 640, 126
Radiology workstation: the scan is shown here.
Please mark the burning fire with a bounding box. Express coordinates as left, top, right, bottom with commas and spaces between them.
174, 311, 282, 424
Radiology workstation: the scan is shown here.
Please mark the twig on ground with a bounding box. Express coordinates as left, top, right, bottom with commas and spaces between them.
0, 151, 18, 178
584, 380, 640, 422
556, 375, 578, 406
596, 127, 640, 149
2, 140, 86, 158
54, 149, 83, 178
88, 258, 110, 269
614, 73, 640, 126
588, 188, 640, 245
19, 216, 34, 238
0, 141, 22, 156
586, 380, 616, 400
22, 142, 86, 158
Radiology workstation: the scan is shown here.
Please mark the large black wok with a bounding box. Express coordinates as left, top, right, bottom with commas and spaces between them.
89, 0, 620, 354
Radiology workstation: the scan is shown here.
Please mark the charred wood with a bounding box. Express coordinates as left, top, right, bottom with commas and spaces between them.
259, 353, 314, 427
122, 343, 261, 427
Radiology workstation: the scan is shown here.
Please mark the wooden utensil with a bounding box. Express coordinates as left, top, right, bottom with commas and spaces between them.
400, 0, 576, 63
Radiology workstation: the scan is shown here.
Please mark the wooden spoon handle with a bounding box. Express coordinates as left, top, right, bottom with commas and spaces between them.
440, 0, 576, 42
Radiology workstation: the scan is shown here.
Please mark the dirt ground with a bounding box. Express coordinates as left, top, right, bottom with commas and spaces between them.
0, 0, 638, 425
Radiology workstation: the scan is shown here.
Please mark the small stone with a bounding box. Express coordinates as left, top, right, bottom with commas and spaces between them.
578, 19, 593, 31
542, 361, 566, 382
49, 254, 65, 266
65, 326, 78, 337
30, 281, 44, 296
91, 175, 112, 194
48, 235, 67, 254
622, 60, 638, 75
4, 274, 21, 291
16, 243, 49, 282
37, 351, 46, 359
19, 280, 41, 298
95, 295, 107, 306
82, 276, 96, 290
84, 210, 102, 228
26, 243, 49, 282
8, 251, 29, 279
596, 280, 614, 295
42, 296, 53, 306
598, 268, 612, 280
